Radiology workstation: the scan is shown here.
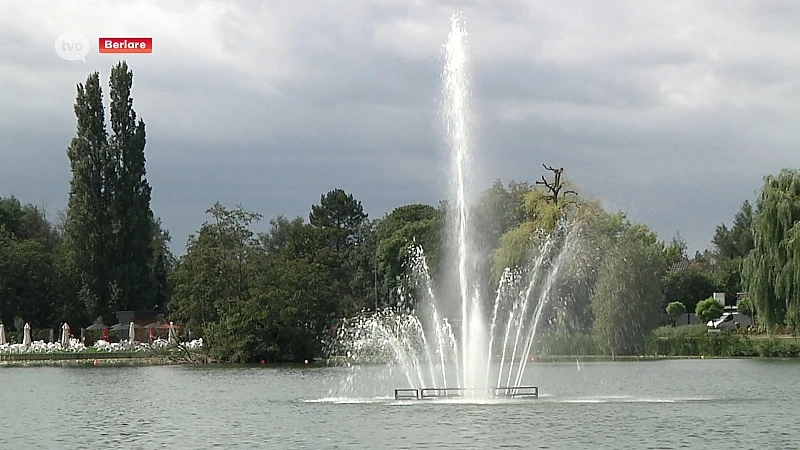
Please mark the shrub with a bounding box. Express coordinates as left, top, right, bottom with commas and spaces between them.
665, 301, 687, 325
652, 324, 708, 338
696, 297, 724, 324
541, 332, 599, 356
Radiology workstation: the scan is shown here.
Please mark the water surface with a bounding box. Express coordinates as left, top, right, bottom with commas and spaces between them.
1, 359, 797, 449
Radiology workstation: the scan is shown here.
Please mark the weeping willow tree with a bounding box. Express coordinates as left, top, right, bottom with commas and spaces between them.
491, 166, 580, 278
742, 169, 800, 333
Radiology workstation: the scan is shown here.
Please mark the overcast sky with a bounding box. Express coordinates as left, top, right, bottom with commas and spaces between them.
2, 0, 799, 254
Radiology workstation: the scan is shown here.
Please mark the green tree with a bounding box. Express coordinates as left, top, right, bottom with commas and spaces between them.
169, 202, 262, 337
309, 188, 367, 249
0, 197, 61, 251
665, 301, 687, 326
308, 189, 369, 316
0, 196, 82, 330
64, 62, 158, 321
64, 70, 114, 319
712, 200, 754, 260
375, 204, 441, 306
492, 167, 580, 277
663, 264, 717, 315
0, 232, 54, 327
108, 61, 156, 311
663, 233, 688, 267
710, 257, 744, 302
591, 224, 666, 355
737, 295, 755, 320
259, 221, 340, 360
472, 180, 530, 255
151, 218, 174, 310
695, 297, 724, 325
742, 169, 800, 331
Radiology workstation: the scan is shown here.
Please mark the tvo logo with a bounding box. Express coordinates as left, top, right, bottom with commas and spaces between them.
55, 31, 90, 62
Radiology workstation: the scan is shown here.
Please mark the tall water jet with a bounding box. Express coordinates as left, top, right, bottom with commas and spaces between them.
443, 11, 486, 395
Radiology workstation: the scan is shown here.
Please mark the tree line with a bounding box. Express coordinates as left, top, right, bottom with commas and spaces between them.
2, 63, 799, 362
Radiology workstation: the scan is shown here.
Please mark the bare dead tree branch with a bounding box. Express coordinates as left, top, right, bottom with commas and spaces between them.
535, 163, 575, 205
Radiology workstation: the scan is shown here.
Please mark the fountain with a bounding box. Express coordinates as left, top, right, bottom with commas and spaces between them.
329, 13, 580, 400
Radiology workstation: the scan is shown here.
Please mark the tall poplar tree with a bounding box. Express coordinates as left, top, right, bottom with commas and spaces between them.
65, 71, 115, 318
65, 61, 156, 320
108, 61, 155, 311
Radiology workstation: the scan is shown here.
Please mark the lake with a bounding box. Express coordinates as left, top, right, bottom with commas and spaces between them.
1, 358, 797, 449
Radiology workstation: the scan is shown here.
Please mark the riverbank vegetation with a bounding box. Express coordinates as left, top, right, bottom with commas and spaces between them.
543, 326, 800, 358
3, 63, 800, 363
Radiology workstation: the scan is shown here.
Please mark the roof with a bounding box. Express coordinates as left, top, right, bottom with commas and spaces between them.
115, 310, 169, 319
668, 260, 692, 272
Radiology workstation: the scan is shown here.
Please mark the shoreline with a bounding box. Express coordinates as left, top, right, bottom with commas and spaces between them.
0, 357, 175, 367
1, 354, 796, 368
0, 350, 195, 367
323, 353, 798, 366
3, 344, 798, 367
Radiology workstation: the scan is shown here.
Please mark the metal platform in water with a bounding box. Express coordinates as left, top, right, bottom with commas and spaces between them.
394, 386, 539, 400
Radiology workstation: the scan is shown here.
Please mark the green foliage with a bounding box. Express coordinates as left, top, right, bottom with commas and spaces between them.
663, 264, 716, 314
375, 204, 440, 305
695, 297, 724, 324
663, 233, 688, 267
309, 189, 367, 232
169, 202, 346, 362
710, 257, 744, 302
751, 338, 800, 357
737, 295, 755, 318
63, 62, 163, 321
491, 223, 536, 279
712, 200, 754, 260
539, 326, 800, 358
307, 188, 373, 316
541, 332, 600, 356
169, 203, 262, 336
490, 168, 581, 278
665, 301, 686, 322
591, 224, 667, 355
645, 331, 751, 357
742, 169, 800, 332
0, 197, 78, 329
652, 324, 708, 338
646, 329, 800, 358
472, 180, 529, 253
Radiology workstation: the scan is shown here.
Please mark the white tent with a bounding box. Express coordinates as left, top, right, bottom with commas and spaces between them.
61, 323, 70, 347
168, 321, 176, 344
22, 323, 31, 346
0, 324, 6, 345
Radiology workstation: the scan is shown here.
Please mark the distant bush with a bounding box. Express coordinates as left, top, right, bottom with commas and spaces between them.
652, 324, 708, 338
645, 331, 749, 357
540, 332, 600, 356
529, 327, 800, 358
695, 297, 724, 324
646, 329, 800, 357
665, 301, 687, 324
752, 339, 800, 357
737, 296, 755, 318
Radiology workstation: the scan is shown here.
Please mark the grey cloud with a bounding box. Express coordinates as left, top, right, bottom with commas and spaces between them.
475, 59, 663, 109
2, 0, 799, 254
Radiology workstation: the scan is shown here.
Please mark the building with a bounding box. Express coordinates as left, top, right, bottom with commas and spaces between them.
115, 310, 168, 327
114, 310, 169, 341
